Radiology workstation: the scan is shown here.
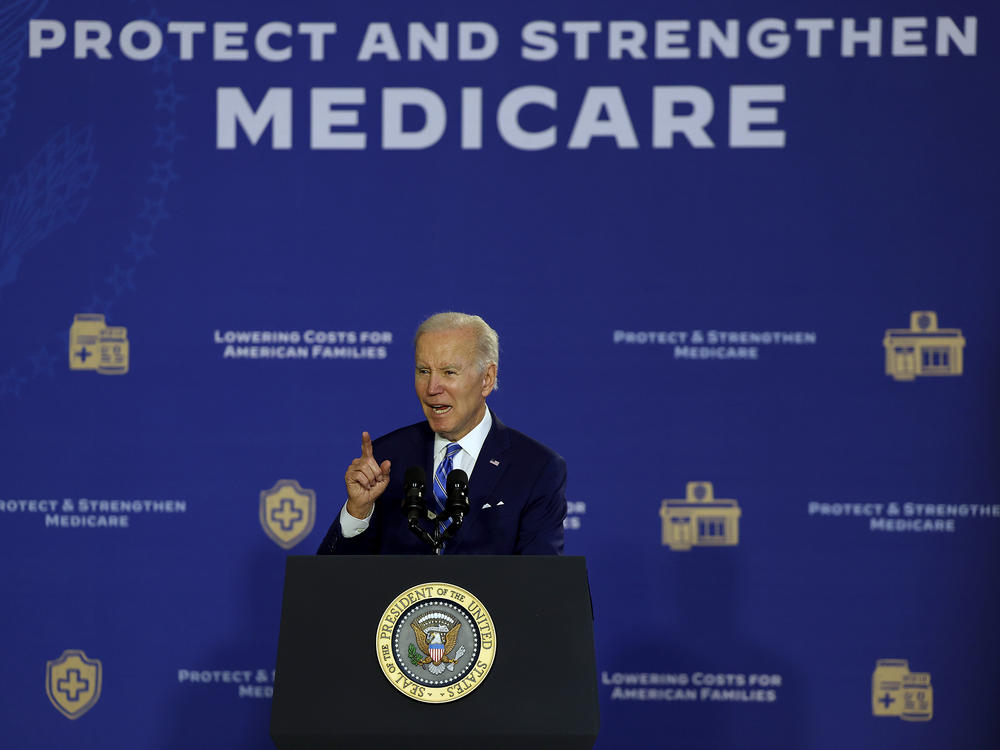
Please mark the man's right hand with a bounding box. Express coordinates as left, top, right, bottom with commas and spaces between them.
344, 431, 392, 520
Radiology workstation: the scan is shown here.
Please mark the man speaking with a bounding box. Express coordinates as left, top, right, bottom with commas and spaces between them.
317, 312, 566, 555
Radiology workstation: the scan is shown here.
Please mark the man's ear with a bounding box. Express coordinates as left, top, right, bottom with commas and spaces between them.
481, 363, 497, 396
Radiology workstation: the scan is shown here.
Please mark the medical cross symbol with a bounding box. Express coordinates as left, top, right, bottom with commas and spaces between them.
75, 347, 92, 363
57, 669, 89, 701
879, 692, 896, 709
271, 498, 303, 531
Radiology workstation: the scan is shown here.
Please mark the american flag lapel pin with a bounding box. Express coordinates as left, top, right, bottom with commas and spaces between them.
489, 459, 500, 466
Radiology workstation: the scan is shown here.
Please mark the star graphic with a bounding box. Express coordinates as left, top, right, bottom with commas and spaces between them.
146, 8, 171, 28
0, 368, 27, 396
29, 347, 59, 378
87, 295, 114, 318
105, 264, 136, 295
125, 232, 155, 262
154, 82, 185, 114
139, 196, 169, 227
149, 160, 179, 190
154, 121, 183, 152
152, 46, 179, 76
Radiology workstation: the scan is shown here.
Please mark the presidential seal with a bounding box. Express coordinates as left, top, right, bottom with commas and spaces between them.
376, 582, 496, 703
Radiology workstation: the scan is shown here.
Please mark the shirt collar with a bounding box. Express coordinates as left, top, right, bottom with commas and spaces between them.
433, 407, 492, 467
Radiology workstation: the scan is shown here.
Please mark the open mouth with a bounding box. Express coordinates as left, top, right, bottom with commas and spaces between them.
428, 404, 452, 415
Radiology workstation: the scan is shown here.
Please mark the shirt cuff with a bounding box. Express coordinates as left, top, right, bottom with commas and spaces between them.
339, 502, 373, 538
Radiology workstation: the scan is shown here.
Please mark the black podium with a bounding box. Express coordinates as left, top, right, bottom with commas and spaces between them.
270, 555, 599, 750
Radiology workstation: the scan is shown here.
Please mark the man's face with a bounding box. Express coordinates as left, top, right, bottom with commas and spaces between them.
415, 328, 496, 442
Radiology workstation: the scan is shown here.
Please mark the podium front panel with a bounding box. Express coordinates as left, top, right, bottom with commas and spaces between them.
270, 555, 599, 750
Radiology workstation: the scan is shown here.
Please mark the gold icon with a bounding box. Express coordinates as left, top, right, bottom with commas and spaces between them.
376, 582, 496, 703
260, 479, 316, 549
883, 311, 963, 381
660, 482, 741, 551
872, 659, 932, 721
69, 314, 129, 374
46, 649, 102, 719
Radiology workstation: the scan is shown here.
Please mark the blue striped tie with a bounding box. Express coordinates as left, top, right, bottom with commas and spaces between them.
433, 442, 462, 533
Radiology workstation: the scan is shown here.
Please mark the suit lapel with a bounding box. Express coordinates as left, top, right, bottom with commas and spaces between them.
469, 409, 510, 504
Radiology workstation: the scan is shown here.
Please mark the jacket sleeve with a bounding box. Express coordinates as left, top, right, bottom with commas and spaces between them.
513, 452, 567, 555
316, 504, 381, 554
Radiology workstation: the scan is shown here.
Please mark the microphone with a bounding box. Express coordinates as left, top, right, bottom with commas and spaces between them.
401, 466, 427, 525
402, 465, 437, 550
441, 468, 470, 539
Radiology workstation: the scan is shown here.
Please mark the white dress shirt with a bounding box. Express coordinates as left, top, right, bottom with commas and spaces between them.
339, 408, 493, 538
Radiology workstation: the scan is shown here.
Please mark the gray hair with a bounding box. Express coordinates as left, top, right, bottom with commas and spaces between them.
414, 312, 499, 392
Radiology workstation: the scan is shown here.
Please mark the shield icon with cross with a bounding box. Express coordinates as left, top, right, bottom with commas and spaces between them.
46, 649, 102, 719
260, 479, 316, 549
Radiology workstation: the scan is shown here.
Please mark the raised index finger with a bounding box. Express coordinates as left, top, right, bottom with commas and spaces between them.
361, 431, 373, 459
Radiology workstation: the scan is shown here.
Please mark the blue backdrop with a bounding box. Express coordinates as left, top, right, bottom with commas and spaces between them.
2, 1, 998, 748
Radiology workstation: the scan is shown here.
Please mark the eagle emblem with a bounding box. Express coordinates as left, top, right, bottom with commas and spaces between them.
377, 583, 496, 703
408, 612, 467, 675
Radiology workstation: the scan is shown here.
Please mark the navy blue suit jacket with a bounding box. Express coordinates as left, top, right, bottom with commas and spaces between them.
316, 412, 566, 555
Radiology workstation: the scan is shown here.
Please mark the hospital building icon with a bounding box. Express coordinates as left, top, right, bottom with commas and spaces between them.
883, 311, 964, 381
659, 482, 741, 551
